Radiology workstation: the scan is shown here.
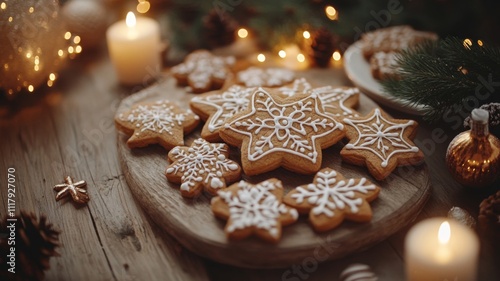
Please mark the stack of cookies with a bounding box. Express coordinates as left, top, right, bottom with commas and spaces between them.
114, 49, 425, 242
360, 25, 438, 80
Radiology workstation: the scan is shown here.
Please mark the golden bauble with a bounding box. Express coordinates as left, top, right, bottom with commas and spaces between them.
446, 109, 500, 187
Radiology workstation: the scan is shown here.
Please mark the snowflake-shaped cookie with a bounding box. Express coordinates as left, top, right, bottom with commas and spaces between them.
166, 138, 241, 197
115, 100, 200, 150
277, 78, 361, 119
190, 85, 255, 142
171, 50, 235, 93
284, 168, 380, 232
211, 178, 298, 243
220, 88, 345, 175
341, 109, 424, 180
237, 67, 295, 87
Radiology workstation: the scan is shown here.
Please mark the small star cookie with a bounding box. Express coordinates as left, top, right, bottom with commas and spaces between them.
236, 67, 295, 87
220, 88, 345, 175
284, 168, 380, 232
166, 138, 241, 198
190, 85, 255, 142
115, 99, 200, 150
171, 50, 235, 93
340, 108, 424, 180
211, 178, 298, 243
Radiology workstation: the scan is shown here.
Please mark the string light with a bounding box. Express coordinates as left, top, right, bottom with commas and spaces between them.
1, 2, 6, 9
463, 38, 472, 49
28, 85, 34, 92
477, 40, 483, 46
303, 31, 310, 39
297, 53, 305, 62
237, 28, 249, 39
325, 5, 338, 20
28, 6, 34, 13
73, 36, 81, 44
278, 50, 286, 58
64, 31, 72, 40
257, 53, 266, 62
136, 0, 150, 14
332, 51, 341, 61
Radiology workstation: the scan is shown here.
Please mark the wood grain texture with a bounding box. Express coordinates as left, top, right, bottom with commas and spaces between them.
117, 72, 431, 268
0, 53, 209, 281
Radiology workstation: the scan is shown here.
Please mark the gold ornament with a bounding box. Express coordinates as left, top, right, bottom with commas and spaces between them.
446, 109, 500, 187
62, 0, 108, 49
0, 0, 80, 95
53, 176, 89, 204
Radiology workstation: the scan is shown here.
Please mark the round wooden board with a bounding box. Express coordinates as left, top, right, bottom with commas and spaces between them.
117, 71, 431, 268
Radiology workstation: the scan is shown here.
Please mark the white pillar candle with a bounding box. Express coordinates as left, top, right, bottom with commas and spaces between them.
405, 218, 479, 281
106, 12, 161, 85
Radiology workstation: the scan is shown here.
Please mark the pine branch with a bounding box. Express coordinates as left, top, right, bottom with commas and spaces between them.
381, 37, 500, 121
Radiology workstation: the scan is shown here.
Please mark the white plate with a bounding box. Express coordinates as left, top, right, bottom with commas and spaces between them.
343, 41, 426, 115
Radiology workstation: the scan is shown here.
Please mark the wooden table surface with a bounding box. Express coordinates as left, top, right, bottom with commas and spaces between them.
1, 48, 499, 281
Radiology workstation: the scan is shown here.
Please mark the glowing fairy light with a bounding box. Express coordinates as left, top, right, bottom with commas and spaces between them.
303, 31, 310, 39
238, 28, 249, 38
325, 6, 338, 20
257, 53, 266, 62
332, 51, 341, 61
297, 53, 305, 62
278, 50, 286, 58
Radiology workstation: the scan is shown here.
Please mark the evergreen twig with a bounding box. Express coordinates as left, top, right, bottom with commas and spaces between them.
381, 37, 500, 121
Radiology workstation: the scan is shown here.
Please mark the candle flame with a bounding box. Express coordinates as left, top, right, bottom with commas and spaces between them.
438, 221, 450, 245
126, 12, 136, 28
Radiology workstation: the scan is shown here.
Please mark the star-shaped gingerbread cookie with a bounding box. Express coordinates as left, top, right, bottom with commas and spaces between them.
166, 138, 241, 198
190, 85, 255, 142
171, 50, 235, 93
220, 88, 345, 175
284, 168, 380, 232
211, 178, 298, 243
340, 108, 424, 180
115, 100, 199, 150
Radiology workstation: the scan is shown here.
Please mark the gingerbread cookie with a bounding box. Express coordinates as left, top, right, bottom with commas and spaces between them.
237, 67, 295, 87
341, 109, 424, 180
361, 25, 438, 59
277, 78, 360, 119
211, 178, 298, 243
220, 88, 345, 175
115, 100, 199, 149
284, 168, 380, 232
190, 85, 255, 142
171, 50, 235, 93
166, 138, 241, 197
370, 51, 401, 80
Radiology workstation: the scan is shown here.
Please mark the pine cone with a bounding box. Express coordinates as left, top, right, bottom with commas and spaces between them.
202, 9, 237, 49
0, 212, 61, 281
309, 28, 335, 68
479, 190, 500, 225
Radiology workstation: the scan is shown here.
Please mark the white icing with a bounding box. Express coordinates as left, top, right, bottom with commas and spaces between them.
225, 89, 344, 163
278, 79, 360, 118
172, 50, 234, 90
343, 108, 419, 168
166, 138, 239, 193
237, 67, 295, 87
191, 85, 255, 133
291, 169, 376, 217
122, 100, 197, 135
218, 180, 298, 235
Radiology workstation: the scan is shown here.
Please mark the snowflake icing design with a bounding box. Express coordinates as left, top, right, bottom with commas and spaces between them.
224, 89, 344, 163
121, 100, 197, 136
278, 78, 360, 118
191, 85, 255, 133
343, 108, 419, 167
289, 169, 377, 217
237, 67, 295, 87
216, 180, 298, 238
166, 138, 240, 195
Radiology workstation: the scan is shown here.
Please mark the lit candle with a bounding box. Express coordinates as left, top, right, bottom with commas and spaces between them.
405, 218, 479, 281
106, 12, 161, 85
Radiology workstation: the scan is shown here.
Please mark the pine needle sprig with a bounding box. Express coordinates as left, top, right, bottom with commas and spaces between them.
382, 37, 500, 121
